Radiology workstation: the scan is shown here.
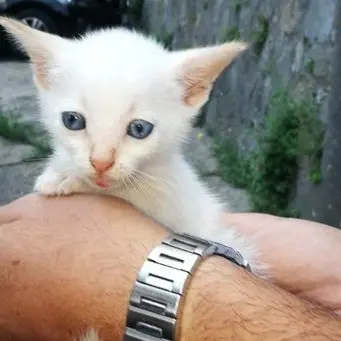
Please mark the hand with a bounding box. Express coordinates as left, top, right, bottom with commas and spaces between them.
1, 194, 340, 341
224, 213, 341, 313
0, 193, 168, 341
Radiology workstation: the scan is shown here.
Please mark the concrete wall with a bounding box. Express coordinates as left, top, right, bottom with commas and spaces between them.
142, 0, 337, 222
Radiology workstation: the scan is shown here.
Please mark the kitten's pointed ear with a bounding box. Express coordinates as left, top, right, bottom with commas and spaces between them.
172, 41, 248, 108
0, 16, 66, 89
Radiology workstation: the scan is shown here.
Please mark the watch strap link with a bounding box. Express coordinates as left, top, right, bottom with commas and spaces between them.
124, 233, 250, 341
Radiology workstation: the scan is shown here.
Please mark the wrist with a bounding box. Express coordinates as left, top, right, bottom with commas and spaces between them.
123, 230, 251, 341
178, 255, 341, 341
178, 256, 240, 341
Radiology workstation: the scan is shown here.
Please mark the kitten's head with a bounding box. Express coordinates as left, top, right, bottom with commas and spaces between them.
0, 17, 247, 188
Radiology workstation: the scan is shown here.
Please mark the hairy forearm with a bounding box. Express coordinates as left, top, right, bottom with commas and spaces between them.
180, 257, 341, 340
0, 195, 169, 341
0, 194, 340, 341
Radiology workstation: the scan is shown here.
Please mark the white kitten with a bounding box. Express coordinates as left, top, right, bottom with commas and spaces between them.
1, 16, 267, 341
0, 17, 262, 272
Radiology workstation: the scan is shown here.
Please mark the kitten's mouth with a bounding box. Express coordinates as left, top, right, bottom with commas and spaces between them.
95, 177, 110, 188
90, 173, 124, 190
90, 174, 111, 189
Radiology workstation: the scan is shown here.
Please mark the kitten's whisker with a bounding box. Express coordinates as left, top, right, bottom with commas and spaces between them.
129, 173, 167, 202
121, 176, 128, 189
118, 166, 175, 200
128, 173, 146, 194
135, 178, 155, 202
132, 169, 174, 189
136, 173, 176, 196
131, 168, 159, 181
126, 175, 138, 193
128, 173, 155, 202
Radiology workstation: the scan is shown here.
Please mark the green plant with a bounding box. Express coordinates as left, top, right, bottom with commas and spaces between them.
249, 92, 302, 215
305, 58, 315, 75
0, 114, 51, 157
232, 0, 249, 14
188, 10, 197, 25
253, 15, 269, 57
298, 101, 324, 185
157, 31, 174, 49
123, 0, 145, 29
214, 138, 251, 189
214, 91, 323, 216
223, 26, 241, 41
264, 56, 275, 74
128, 0, 144, 16
193, 106, 207, 128
303, 36, 312, 48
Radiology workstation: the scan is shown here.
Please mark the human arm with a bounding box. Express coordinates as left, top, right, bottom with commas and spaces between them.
0, 194, 340, 341
223, 213, 341, 313
181, 255, 341, 341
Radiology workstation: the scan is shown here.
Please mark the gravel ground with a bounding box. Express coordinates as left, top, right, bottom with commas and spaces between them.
0, 60, 38, 123
0, 61, 250, 211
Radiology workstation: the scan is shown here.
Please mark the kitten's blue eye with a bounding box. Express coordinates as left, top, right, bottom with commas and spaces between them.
127, 119, 154, 139
61, 111, 86, 131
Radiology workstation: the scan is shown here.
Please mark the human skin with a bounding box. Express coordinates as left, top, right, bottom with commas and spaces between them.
222, 213, 341, 313
0, 194, 340, 341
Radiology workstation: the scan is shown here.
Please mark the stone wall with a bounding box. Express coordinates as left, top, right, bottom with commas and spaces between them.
141, 0, 337, 221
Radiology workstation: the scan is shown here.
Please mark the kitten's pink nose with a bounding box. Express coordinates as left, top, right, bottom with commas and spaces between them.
90, 158, 114, 174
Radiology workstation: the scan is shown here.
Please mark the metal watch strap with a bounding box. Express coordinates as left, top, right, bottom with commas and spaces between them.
123, 233, 250, 341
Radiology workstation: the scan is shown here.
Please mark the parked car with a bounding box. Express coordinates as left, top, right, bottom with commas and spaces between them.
0, 0, 122, 56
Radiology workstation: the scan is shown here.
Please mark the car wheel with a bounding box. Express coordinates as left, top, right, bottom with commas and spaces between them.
15, 9, 59, 34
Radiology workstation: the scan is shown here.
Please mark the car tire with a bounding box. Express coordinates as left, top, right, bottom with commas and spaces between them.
15, 9, 59, 34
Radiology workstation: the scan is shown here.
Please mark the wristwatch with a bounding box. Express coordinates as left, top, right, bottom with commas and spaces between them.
123, 233, 251, 341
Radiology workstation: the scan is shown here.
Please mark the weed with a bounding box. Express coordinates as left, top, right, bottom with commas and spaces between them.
214, 138, 251, 189
223, 26, 241, 42
232, 0, 250, 14
264, 56, 275, 74
303, 36, 312, 48
161, 31, 174, 49
253, 15, 269, 57
214, 91, 323, 216
305, 58, 315, 75
0, 114, 51, 157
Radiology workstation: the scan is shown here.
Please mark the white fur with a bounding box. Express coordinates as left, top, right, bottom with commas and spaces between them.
0, 18, 269, 340
0, 19, 260, 270
78, 329, 100, 341
37, 30, 254, 258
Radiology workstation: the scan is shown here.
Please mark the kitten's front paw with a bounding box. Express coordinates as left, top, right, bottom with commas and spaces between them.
34, 171, 82, 196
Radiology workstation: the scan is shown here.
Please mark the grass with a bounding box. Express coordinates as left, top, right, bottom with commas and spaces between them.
214, 91, 324, 217
215, 140, 251, 189
264, 56, 275, 74
222, 26, 241, 41
232, 0, 250, 14
155, 30, 174, 49
305, 58, 315, 75
253, 15, 269, 57
0, 114, 51, 159
162, 32, 174, 49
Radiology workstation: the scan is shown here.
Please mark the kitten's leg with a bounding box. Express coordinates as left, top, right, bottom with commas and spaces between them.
34, 157, 88, 196
34, 165, 86, 196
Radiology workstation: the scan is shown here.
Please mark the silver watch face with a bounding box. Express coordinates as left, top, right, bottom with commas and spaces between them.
124, 233, 250, 341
